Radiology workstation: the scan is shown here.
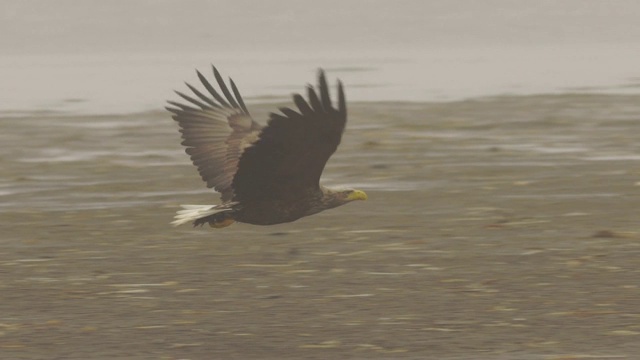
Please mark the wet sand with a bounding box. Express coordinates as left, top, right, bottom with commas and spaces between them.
1, 95, 639, 359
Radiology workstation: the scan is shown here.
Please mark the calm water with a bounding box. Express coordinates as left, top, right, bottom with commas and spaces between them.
2, 0, 640, 114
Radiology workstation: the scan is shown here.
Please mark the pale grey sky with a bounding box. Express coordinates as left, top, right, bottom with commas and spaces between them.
3, 0, 640, 113
3, 0, 640, 55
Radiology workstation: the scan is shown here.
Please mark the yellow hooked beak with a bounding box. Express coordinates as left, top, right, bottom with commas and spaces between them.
347, 189, 368, 201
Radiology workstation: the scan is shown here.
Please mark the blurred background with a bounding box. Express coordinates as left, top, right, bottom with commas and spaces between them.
2, 0, 640, 114
2, 1, 640, 359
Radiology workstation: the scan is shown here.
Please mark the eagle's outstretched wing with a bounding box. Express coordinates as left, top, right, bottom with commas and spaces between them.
232, 70, 347, 203
166, 66, 262, 202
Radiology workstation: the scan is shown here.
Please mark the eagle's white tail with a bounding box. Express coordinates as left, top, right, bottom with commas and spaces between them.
171, 205, 229, 227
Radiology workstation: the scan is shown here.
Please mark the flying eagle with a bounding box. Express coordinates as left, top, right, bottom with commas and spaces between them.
167, 66, 367, 228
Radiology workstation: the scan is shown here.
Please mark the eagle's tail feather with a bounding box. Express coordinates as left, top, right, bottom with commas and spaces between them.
171, 205, 234, 227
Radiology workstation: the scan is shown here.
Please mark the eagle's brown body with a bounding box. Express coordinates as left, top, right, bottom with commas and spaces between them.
167, 66, 367, 228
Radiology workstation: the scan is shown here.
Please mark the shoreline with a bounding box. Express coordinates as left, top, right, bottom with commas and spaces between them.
1, 95, 639, 358
4, 91, 640, 118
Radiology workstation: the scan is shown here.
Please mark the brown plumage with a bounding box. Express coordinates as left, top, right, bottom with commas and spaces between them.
167, 66, 367, 228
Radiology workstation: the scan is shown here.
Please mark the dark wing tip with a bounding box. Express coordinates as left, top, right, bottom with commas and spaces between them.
211, 65, 222, 79
307, 84, 322, 112
211, 65, 233, 107
279, 106, 302, 119
317, 68, 332, 110
337, 80, 346, 117
212, 65, 240, 109
182, 65, 249, 115
229, 78, 250, 115
293, 94, 313, 116
194, 66, 228, 107
174, 90, 210, 109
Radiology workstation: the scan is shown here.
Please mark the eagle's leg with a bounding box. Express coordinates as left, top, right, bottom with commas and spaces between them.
193, 211, 236, 229
209, 217, 235, 228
